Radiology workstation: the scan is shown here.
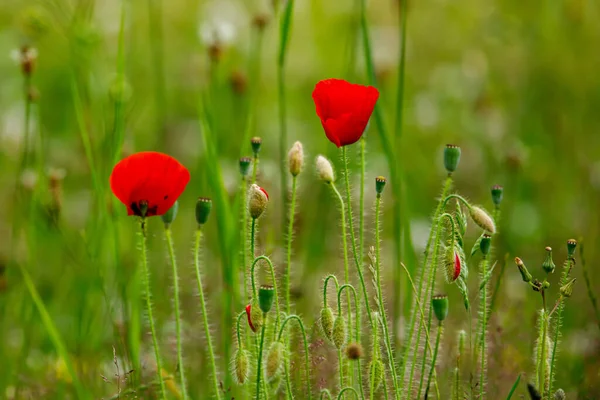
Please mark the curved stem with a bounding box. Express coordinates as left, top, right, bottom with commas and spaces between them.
324, 274, 340, 308
320, 389, 333, 400
194, 229, 221, 399
236, 311, 246, 348
337, 284, 364, 398
442, 193, 471, 210
424, 323, 443, 398
337, 387, 360, 400
251, 255, 281, 336
165, 228, 187, 399
140, 221, 166, 400
277, 315, 312, 399
286, 176, 297, 314
255, 318, 267, 399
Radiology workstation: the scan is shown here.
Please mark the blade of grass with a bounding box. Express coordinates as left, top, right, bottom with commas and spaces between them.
505, 374, 521, 399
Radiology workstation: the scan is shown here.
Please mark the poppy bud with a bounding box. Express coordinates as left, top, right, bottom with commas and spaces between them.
515, 257, 532, 283
369, 359, 384, 391
560, 278, 576, 298
375, 176, 386, 196
246, 303, 263, 333
479, 234, 492, 256
248, 184, 269, 219
332, 316, 347, 349
346, 342, 363, 360
542, 280, 550, 290
316, 155, 335, 184
251, 137, 262, 155
542, 246, 556, 274
432, 294, 449, 322
444, 246, 462, 283
195, 197, 212, 225
444, 144, 461, 173
239, 157, 252, 177
288, 141, 304, 177
567, 239, 577, 258
320, 307, 335, 341
491, 185, 504, 206
554, 389, 565, 400
161, 200, 179, 227
266, 341, 284, 380
469, 206, 496, 234
258, 285, 274, 314
232, 348, 250, 385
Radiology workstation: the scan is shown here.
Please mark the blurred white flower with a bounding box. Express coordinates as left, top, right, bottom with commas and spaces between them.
10, 46, 37, 65
198, 0, 247, 46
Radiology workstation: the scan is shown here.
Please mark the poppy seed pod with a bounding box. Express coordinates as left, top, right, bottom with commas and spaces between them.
444, 144, 461, 173
316, 155, 335, 184
161, 200, 179, 226
248, 184, 269, 219
469, 206, 496, 234
432, 294, 449, 322
567, 239, 577, 258
195, 197, 212, 225
232, 348, 250, 385
375, 176, 386, 195
542, 246, 556, 274
288, 141, 304, 177
491, 185, 504, 206
266, 341, 285, 381
515, 257, 533, 283
479, 234, 492, 256
258, 285, 275, 314
332, 316, 347, 349
346, 343, 363, 360
251, 137, 262, 155
239, 157, 252, 177
369, 359, 384, 391
320, 307, 335, 341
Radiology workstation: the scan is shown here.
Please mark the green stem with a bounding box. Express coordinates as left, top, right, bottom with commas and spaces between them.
256, 317, 267, 400
424, 323, 443, 398
538, 310, 549, 396
194, 229, 221, 399
338, 348, 345, 391
277, 315, 312, 399
479, 255, 490, 399
321, 389, 333, 400
324, 274, 340, 307
359, 138, 365, 266
165, 228, 187, 399
580, 242, 600, 331
251, 218, 257, 267
140, 222, 167, 400
250, 256, 281, 336
252, 154, 259, 184
236, 311, 246, 347
375, 195, 400, 394
241, 178, 249, 303
337, 387, 360, 400
286, 176, 297, 314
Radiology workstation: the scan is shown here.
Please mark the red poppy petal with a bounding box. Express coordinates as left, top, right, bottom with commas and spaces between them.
453, 252, 461, 281
245, 304, 256, 332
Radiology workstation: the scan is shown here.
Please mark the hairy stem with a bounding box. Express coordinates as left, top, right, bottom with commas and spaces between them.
424, 323, 443, 398
256, 317, 267, 399
286, 176, 297, 314
278, 315, 312, 399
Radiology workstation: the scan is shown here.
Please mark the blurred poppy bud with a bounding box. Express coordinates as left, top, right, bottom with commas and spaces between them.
288, 141, 304, 177
542, 246, 556, 274
515, 257, 533, 283
195, 197, 212, 225
239, 157, 252, 177
248, 184, 269, 219
266, 341, 284, 380
375, 176, 386, 196
232, 348, 250, 385
346, 342, 363, 360
320, 307, 335, 341
246, 302, 263, 332
251, 137, 262, 156
161, 200, 179, 227
316, 155, 335, 184
258, 285, 274, 313
432, 294, 449, 322
332, 316, 347, 349
369, 359, 384, 391
469, 206, 496, 234
491, 185, 503, 206
444, 144, 461, 173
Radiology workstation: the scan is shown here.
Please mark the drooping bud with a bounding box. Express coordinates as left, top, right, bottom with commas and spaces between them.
245, 304, 256, 333
469, 206, 496, 234
443, 144, 461, 173
479, 234, 491, 256
232, 348, 250, 385
265, 341, 285, 381
248, 184, 269, 219
288, 141, 304, 177
320, 307, 335, 341
375, 176, 386, 196
567, 239, 577, 258
515, 257, 533, 283
345, 343, 363, 360
491, 185, 504, 206
332, 316, 347, 349
246, 302, 263, 333
195, 197, 212, 225
316, 155, 335, 184
554, 388, 566, 400
560, 278, 576, 298
251, 137, 262, 155
432, 294, 449, 322
444, 247, 462, 283
161, 200, 179, 227
542, 246, 556, 274
239, 157, 252, 177
369, 359, 384, 392
258, 285, 275, 313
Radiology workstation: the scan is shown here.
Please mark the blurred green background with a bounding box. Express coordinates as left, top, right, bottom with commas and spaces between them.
0, 0, 599, 398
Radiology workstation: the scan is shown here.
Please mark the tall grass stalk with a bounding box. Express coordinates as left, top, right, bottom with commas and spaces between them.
147, 0, 167, 147
478, 254, 490, 399
424, 322, 443, 398
580, 242, 600, 332
278, 315, 312, 399
285, 175, 298, 314
535, 309, 550, 396
359, 139, 366, 265
193, 229, 221, 399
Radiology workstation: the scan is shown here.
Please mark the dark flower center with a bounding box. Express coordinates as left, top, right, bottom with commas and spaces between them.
130, 199, 158, 217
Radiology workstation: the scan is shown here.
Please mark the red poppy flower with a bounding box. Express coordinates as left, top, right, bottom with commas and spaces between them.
110, 151, 190, 217
245, 304, 256, 332
453, 251, 461, 281
312, 79, 380, 147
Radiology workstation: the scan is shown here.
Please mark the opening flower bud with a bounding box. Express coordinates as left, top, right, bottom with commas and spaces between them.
232, 348, 250, 385
567, 239, 577, 258
195, 197, 212, 225
266, 341, 285, 381
375, 176, 386, 195
332, 316, 347, 349
479, 234, 492, 256
469, 206, 496, 234
248, 184, 269, 219
239, 157, 252, 177
542, 246, 556, 274
369, 359, 384, 391
560, 278, 576, 298
515, 257, 533, 283
444, 247, 461, 283
320, 307, 335, 341
345, 342, 363, 360
444, 144, 461, 173
491, 185, 504, 206
258, 285, 275, 314
246, 303, 263, 333
251, 137, 262, 155
161, 200, 179, 227
288, 141, 304, 177
432, 294, 449, 322
316, 155, 335, 184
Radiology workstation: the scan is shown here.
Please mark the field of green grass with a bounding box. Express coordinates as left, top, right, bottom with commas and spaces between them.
1, 0, 599, 399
